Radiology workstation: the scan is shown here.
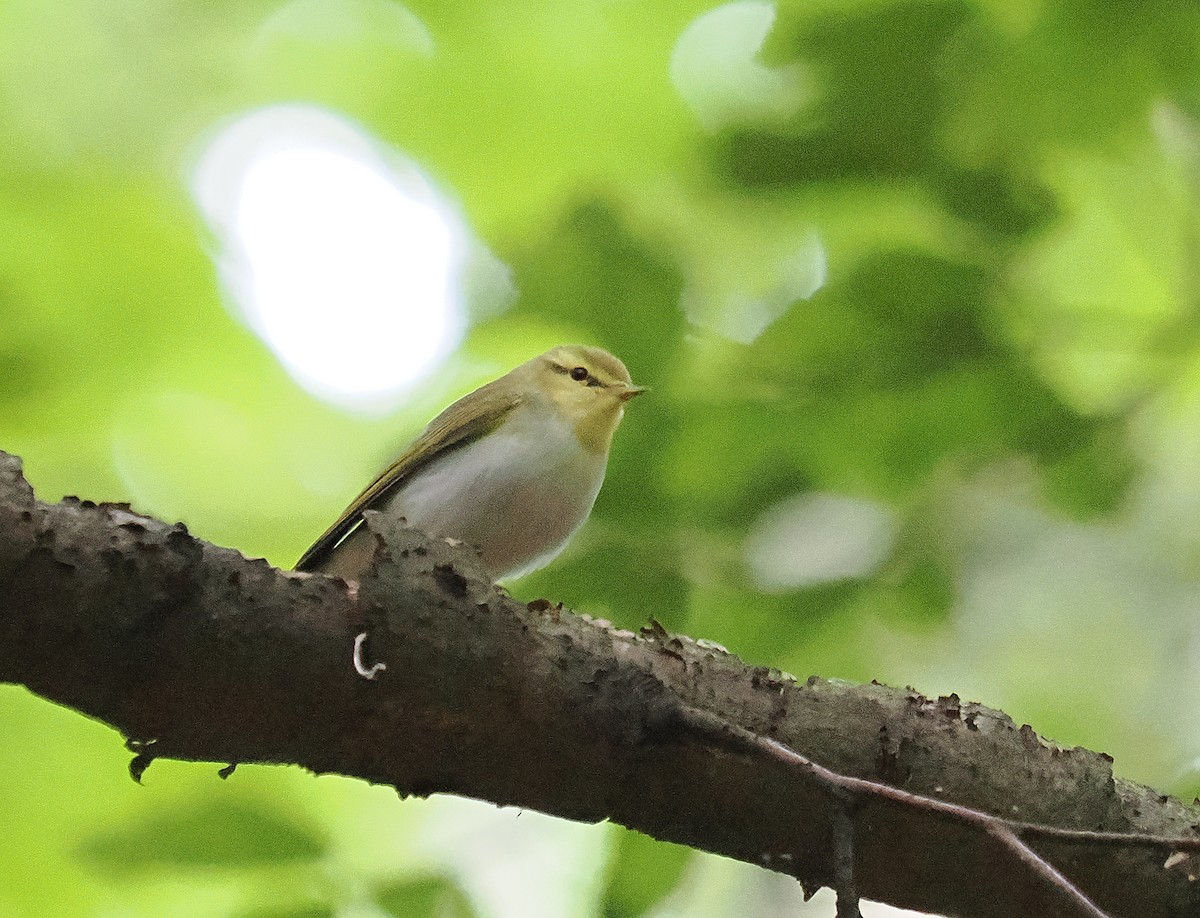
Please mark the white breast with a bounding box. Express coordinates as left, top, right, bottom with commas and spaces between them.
384, 403, 608, 580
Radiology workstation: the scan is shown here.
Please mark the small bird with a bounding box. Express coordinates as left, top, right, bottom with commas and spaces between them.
295, 344, 645, 583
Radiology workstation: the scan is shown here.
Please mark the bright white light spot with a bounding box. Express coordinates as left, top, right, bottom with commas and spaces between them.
232, 146, 455, 397
745, 492, 896, 592
671, 1, 809, 131
191, 105, 469, 410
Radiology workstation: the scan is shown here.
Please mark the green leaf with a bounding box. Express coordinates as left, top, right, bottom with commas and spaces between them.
724, 0, 974, 185
598, 828, 692, 918
375, 875, 478, 918
238, 907, 336, 918
78, 800, 327, 873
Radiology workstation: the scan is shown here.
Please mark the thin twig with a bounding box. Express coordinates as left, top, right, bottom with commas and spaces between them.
1010, 821, 1200, 850
831, 801, 862, 918
676, 706, 1113, 918
983, 822, 1110, 918
754, 735, 1112, 918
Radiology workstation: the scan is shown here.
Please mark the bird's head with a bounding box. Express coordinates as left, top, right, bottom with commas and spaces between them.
527, 344, 646, 453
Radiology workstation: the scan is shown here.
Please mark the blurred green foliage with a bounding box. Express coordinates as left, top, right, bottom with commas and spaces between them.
78, 800, 328, 873
375, 876, 478, 918
599, 831, 691, 918
4, 0, 1200, 915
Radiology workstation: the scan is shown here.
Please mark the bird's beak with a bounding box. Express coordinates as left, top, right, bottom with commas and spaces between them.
618, 385, 648, 402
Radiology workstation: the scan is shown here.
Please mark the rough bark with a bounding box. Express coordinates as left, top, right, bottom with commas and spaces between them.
0, 450, 1196, 917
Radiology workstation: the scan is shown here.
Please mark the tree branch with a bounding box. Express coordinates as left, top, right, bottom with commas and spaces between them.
1, 450, 1198, 917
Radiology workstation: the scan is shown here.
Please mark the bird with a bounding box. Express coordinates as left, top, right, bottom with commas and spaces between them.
295, 344, 645, 583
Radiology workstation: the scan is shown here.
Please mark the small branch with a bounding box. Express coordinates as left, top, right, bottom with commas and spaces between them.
677, 708, 1113, 918
1010, 822, 1200, 851
831, 802, 862, 918
983, 822, 1110, 918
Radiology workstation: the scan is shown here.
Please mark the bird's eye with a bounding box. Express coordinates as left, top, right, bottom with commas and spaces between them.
569, 366, 589, 382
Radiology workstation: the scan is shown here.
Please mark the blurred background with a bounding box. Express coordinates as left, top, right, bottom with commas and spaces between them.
2, 0, 1199, 915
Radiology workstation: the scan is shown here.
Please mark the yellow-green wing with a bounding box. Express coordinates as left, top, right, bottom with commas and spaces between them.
294, 379, 522, 572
